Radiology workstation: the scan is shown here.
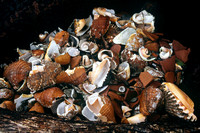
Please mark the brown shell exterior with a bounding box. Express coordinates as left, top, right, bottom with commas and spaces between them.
0, 88, 14, 100
91, 15, 110, 39
140, 86, 163, 116
55, 52, 71, 65
34, 87, 64, 108
3, 60, 31, 89
54, 31, 69, 46
56, 66, 87, 85
121, 49, 147, 73
27, 61, 62, 92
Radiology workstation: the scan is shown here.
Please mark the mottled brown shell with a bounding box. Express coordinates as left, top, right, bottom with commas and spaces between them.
3, 60, 31, 89
27, 61, 62, 93
34, 87, 64, 108
56, 66, 87, 85
90, 15, 110, 39
140, 86, 163, 116
0, 88, 14, 100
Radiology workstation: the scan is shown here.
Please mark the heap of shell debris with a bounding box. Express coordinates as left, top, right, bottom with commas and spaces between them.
0, 7, 197, 124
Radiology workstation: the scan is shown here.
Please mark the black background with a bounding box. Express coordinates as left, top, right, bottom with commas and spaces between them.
0, 0, 199, 120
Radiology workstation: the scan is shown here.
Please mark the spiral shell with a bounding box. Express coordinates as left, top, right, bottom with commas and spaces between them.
3, 60, 31, 90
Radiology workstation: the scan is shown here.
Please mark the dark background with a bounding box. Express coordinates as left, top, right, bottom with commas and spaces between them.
0, 0, 199, 120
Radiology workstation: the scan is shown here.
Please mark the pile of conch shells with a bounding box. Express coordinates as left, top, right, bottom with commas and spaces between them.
0, 7, 197, 124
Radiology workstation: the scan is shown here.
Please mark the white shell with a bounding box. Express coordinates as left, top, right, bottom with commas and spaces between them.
75, 15, 93, 36
113, 28, 136, 45
132, 10, 155, 33
81, 55, 94, 68
65, 47, 80, 57
57, 100, 81, 120
117, 61, 130, 80
126, 113, 146, 124
138, 46, 156, 61
159, 46, 173, 60
122, 105, 132, 118
14, 94, 34, 111
44, 40, 60, 61
88, 59, 111, 88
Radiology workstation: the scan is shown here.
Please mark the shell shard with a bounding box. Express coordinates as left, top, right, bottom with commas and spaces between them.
125, 32, 144, 51
56, 66, 87, 85
74, 15, 93, 36
57, 100, 81, 120
126, 113, 146, 124
117, 61, 130, 81
113, 28, 136, 45
132, 10, 155, 33
44, 40, 60, 61
83, 92, 116, 123
88, 59, 111, 88
162, 82, 197, 121
34, 87, 64, 108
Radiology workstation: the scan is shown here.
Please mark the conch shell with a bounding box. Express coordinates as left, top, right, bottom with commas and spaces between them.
162, 82, 197, 121
56, 66, 87, 85
88, 59, 111, 88
82, 92, 116, 123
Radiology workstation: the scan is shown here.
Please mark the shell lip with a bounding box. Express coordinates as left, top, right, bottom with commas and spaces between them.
138, 46, 156, 61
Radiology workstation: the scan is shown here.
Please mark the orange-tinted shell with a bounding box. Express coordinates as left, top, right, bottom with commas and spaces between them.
54, 31, 69, 46
29, 102, 45, 113
55, 53, 71, 65
34, 87, 64, 108
56, 66, 87, 85
3, 60, 31, 89
91, 15, 110, 39
0, 100, 15, 111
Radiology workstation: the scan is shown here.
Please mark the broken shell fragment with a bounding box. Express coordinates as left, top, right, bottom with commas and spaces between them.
55, 52, 71, 65
82, 92, 116, 123
88, 59, 111, 88
29, 102, 45, 113
14, 94, 34, 112
122, 105, 132, 118
57, 100, 81, 120
139, 46, 156, 61
113, 27, 136, 45
81, 55, 93, 68
54, 30, 69, 47
125, 32, 144, 51
162, 82, 197, 121
44, 40, 60, 61
65, 47, 80, 57
132, 10, 155, 32
0, 100, 15, 111
56, 66, 87, 85
74, 15, 93, 36
117, 61, 130, 81
159, 46, 173, 60
90, 15, 110, 39
34, 87, 64, 108
125, 113, 146, 124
